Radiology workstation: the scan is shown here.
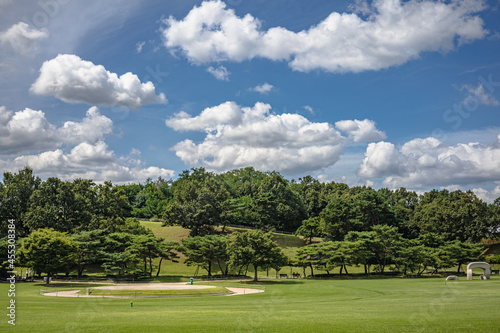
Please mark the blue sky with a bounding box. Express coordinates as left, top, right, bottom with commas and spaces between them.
1, 0, 500, 201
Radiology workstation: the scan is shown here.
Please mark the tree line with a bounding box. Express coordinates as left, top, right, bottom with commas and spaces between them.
1, 167, 499, 280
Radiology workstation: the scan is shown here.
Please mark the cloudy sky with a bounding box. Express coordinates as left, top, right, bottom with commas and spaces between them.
1, 0, 499, 201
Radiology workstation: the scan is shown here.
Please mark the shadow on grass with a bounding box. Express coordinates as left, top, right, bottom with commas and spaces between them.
34, 282, 112, 288
239, 279, 305, 285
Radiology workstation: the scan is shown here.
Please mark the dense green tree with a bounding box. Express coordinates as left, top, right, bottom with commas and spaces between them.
320, 196, 360, 241
438, 241, 484, 273
130, 178, 173, 218
220, 167, 266, 198
252, 172, 308, 232
71, 178, 98, 230
487, 198, 500, 239
155, 241, 180, 277
0, 237, 10, 277
229, 230, 288, 281
163, 173, 230, 236
295, 217, 322, 244
101, 232, 139, 275
344, 231, 377, 275
17, 228, 78, 282
23, 178, 81, 233
369, 225, 403, 273
380, 188, 419, 238
353, 188, 396, 228
72, 229, 107, 278
96, 181, 130, 219
292, 176, 329, 218
412, 190, 490, 242
295, 242, 335, 276
180, 235, 229, 276
130, 232, 165, 276
0, 167, 41, 236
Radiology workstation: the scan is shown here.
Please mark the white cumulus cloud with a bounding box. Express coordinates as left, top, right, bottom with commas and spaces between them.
335, 119, 387, 143
161, 0, 487, 73
30, 54, 167, 109
8, 141, 176, 183
207, 65, 230, 81
358, 135, 500, 189
461, 83, 500, 107
0, 22, 48, 56
166, 101, 385, 174
0, 106, 113, 155
252, 83, 274, 94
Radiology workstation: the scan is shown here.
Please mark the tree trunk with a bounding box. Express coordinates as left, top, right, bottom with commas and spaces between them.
216, 259, 224, 276
343, 265, 348, 274
156, 258, 163, 277
149, 257, 153, 277
254, 266, 258, 282
207, 261, 212, 276
364, 264, 368, 275
309, 264, 314, 277
77, 265, 85, 278
339, 266, 343, 275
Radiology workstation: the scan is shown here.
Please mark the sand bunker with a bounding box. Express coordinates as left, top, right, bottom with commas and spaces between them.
41, 282, 264, 298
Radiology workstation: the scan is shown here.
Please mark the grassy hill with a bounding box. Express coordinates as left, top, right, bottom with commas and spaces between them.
139, 222, 368, 278
140, 222, 313, 278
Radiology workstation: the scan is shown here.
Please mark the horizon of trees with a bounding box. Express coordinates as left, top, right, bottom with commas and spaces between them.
1, 167, 499, 279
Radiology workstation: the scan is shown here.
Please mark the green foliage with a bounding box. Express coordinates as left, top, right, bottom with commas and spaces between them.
228, 229, 288, 281
163, 169, 230, 236
23, 178, 82, 233
295, 217, 322, 244
412, 190, 491, 242
320, 196, 360, 241
0, 167, 41, 236
128, 178, 173, 218
180, 234, 229, 276
16, 228, 78, 281
72, 229, 107, 277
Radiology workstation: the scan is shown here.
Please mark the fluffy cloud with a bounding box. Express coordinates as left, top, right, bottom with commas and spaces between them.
0, 106, 113, 155
251, 83, 274, 94
166, 101, 242, 131
162, 0, 487, 73
166, 101, 385, 174
461, 83, 499, 107
0, 22, 48, 56
0, 106, 58, 154
472, 185, 500, 203
58, 106, 114, 145
30, 54, 167, 109
207, 65, 230, 81
358, 136, 500, 189
8, 141, 175, 183
335, 119, 387, 143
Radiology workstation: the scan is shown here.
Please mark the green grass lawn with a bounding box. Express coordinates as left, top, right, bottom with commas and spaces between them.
2, 276, 500, 332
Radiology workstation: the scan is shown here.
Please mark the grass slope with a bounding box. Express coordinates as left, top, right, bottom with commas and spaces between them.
2, 276, 500, 332
142, 223, 366, 277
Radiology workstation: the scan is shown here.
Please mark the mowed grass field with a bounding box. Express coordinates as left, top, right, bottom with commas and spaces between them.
2, 276, 500, 332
